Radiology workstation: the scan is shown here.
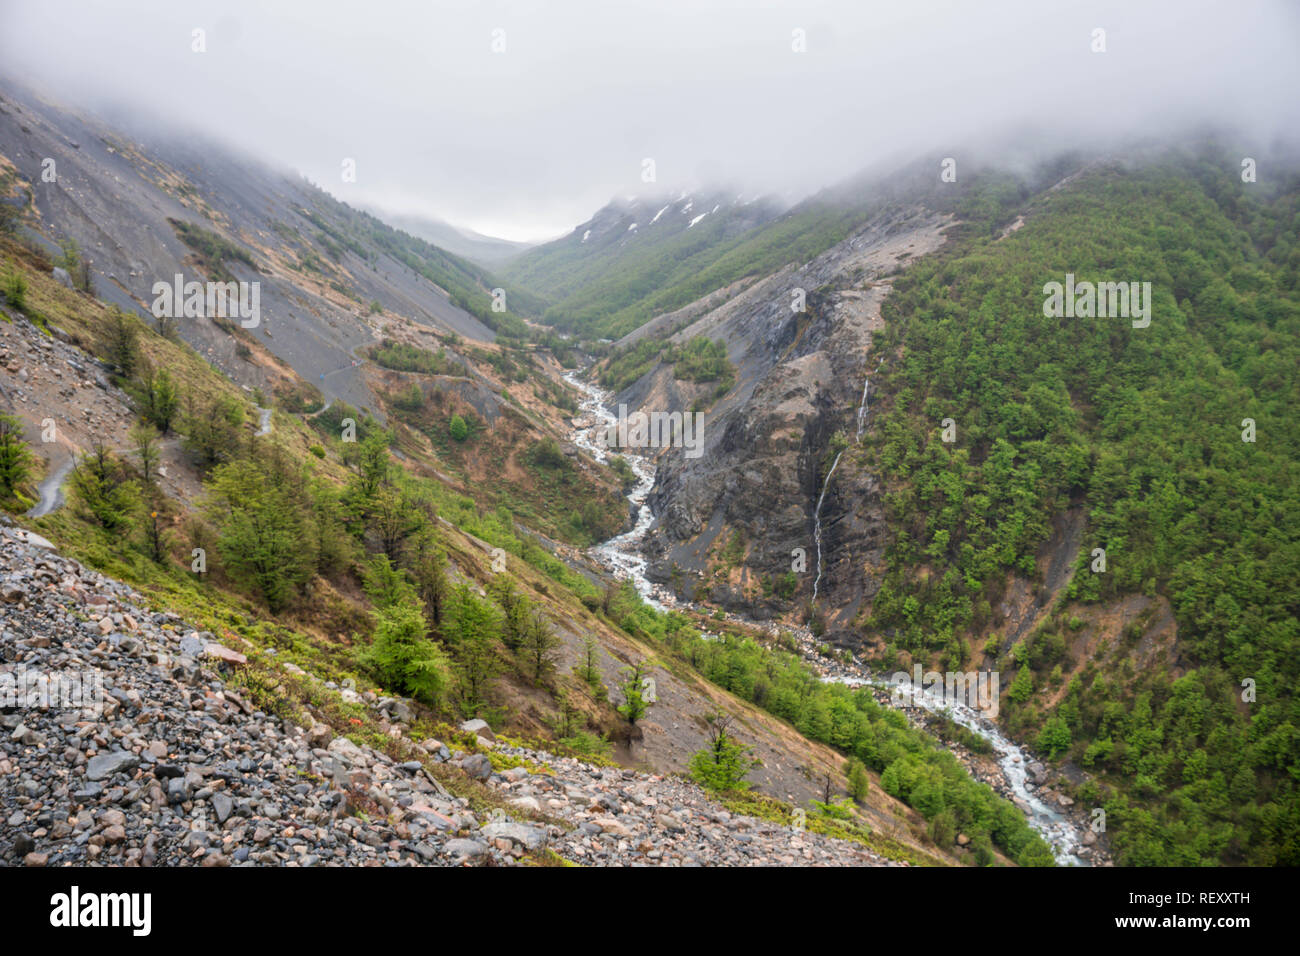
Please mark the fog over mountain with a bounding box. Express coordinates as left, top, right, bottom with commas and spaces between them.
2, 0, 1297, 240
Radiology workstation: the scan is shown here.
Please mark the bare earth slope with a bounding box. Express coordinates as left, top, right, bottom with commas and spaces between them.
0, 81, 497, 416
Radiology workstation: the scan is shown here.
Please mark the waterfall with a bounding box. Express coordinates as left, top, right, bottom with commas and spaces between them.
855, 377, 870, 442
811, 449, 843, 602
855, 357, 884, 444
812, 357, 882, 602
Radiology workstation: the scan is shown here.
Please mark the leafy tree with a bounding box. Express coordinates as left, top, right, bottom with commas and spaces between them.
206, 459, 315, 612
409, 532, 450, 626
445, 582, 501, 714
671, 336, 735, 389
363, 553, 418, 610
370, 482, 426, 561
1008, 662, 1034, 704
576, 634, 603, 690
689, 711, 759, 792
492, 576, 529, 650
521, 607, 560, 684
529, 437, 567, 469
137, 363, 180, 434
0, 413, 33, 499
130, 422, 161, 487
59, 238, 92, 293
364, 602, 451, 706
182, 394, 245, 467
1017, 841, 1058, 868
307, 477, 354, 576
549, 688, 581, 738
847, 757, 870, 802
617, 661, 650, 725
393, 382, 423, 411
449, 413, 468, 442
929, 808, 957, 847
0, 200, 20, 236
1036, 715, 1072, 759
104, 308, 140, 377
352, 431, 391, 502
2, 268, 27, 311
69, 443, 137, 530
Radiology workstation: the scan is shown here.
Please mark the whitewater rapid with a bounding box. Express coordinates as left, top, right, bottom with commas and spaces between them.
563, 369, 671, 611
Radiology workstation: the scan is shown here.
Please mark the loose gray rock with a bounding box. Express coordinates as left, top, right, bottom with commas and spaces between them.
481, 822, 548, 851
444, 838, 489, 859
85, 750, 140, 781
459, 718, 496, 742
211, 792, 234, 824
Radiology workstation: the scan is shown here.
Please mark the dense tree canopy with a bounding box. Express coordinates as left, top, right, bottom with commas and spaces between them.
860, 153, 1300, 865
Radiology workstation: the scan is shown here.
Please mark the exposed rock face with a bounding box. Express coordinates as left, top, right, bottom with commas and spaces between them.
0, 80, 497, 419
622, 206, 951, 635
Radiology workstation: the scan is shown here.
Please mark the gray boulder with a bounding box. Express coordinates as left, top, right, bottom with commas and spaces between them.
444, 838, 489, 859
210, 792, 234, 824
461, 753, 493, 780
459, 718, 495, 742
482, 821, 548, 851
86, 750, 140, 781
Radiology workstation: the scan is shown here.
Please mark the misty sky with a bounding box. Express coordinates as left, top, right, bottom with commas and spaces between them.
2, 0, 1297, 241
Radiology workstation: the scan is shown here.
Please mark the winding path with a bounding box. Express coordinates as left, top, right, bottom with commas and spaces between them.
25, 455, 75, 519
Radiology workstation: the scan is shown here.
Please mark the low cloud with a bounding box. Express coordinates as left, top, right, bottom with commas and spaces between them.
2, 0, 1296, 240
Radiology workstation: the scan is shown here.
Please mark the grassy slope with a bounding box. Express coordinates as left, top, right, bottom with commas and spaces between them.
503, 199, 884, 340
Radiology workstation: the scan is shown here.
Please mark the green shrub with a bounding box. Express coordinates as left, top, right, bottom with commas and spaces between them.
0, 413, 33, 498
689, 711, 759, 792
364, 603, 451, 707
2, 268, 27, 311
449, 413, 468, 442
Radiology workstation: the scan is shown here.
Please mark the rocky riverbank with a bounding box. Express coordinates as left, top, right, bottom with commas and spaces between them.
783, 626, 1111, 866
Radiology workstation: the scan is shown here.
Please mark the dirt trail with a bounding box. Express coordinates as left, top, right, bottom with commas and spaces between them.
25, 453, 74, 518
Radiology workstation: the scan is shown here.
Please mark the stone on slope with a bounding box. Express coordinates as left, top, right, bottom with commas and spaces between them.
85, 750, 140, 781
459, 718, 496, 742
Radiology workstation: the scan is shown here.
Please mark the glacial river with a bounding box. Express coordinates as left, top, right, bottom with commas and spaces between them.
563, 367, 1090, 865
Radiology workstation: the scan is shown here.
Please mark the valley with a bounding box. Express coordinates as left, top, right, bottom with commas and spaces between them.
565, 364, 1099, 864
1, 77, 1296, 873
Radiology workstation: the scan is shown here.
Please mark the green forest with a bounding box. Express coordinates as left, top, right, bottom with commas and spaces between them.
860, 152, 1300, 865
